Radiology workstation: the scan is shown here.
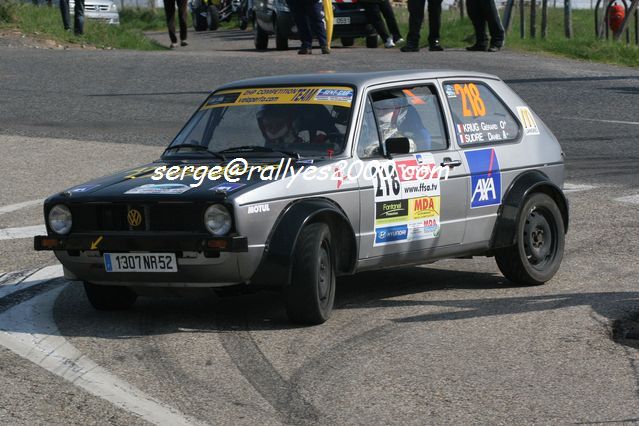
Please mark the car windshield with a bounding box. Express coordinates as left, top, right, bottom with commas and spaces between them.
165, 86, 354, 159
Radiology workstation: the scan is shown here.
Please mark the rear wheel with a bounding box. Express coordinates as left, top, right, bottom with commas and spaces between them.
83, 282, 137, 310
285, 223, 336, 325
365, 35, 378, 48
495, 193, 565, 285
273, 18, 288, 50
340, 37, 354, 47
207, 5, 220, 30
254, 19, 269, 50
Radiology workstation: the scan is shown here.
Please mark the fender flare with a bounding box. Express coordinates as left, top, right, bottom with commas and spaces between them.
491, 170, 569, 249
250, 198, 357, 286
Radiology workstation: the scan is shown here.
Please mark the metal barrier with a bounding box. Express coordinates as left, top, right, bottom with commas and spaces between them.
595, 0, 638, 42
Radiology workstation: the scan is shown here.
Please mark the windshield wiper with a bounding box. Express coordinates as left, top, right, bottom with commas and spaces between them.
217, 145, 300, 159
164, 143, 226, 160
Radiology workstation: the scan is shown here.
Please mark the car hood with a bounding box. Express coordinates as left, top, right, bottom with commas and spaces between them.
45, 158, 335, 205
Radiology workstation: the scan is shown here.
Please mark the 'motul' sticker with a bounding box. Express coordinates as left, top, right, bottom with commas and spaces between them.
516, 106, 540, 136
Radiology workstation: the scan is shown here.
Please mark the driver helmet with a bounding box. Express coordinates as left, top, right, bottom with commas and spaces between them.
256, 104, 300, 145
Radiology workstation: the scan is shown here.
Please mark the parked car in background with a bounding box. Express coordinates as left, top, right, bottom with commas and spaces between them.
251, 0, 378, 50
70, 0, 120, 25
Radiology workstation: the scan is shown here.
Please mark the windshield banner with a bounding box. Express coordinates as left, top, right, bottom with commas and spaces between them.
202, 86, 354, 109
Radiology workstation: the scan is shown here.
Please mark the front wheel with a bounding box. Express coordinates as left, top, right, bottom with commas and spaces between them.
285, 223, 336, 325
193, 10, 208, 31
83, 282, 137, 310
495, 193, 565, 285
254, 20, 269, 50
273, 18, 288, 50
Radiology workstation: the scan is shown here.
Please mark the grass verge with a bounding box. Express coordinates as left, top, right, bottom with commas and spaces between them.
392, 7, 639, 67
0, 1, 165, 49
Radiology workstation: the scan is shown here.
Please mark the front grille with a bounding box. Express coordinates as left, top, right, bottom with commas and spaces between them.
85, 4, 110, 11
71, 203, 206, 233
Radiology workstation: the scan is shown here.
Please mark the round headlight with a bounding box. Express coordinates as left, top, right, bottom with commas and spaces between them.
204, 204, 232, 236
48, 204, 72, 235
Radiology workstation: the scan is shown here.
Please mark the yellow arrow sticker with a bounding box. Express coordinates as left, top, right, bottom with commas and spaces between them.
90, 236, 103, 250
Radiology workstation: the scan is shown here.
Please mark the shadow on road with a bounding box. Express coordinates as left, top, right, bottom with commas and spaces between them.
15, 266, 631, 341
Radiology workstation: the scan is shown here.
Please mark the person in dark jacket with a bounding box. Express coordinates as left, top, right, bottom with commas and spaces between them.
465, 0, 505, 51
289, 0, 330, 54
360, 0, 394, 48
380, 0, 403, 44
164, 0, 188, 49
400, 0, 444, 52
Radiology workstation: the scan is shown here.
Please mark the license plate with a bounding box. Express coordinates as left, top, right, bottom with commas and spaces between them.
104, 253, 177, 273
334, 17, 350, 25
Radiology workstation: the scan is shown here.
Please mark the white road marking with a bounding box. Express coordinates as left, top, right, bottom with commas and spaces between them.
0, 224, 46, 240
0, 277, 204, 426
0, 199, 44, 215
615, 194, 639, 205
564, 183, 596, 193
560, 116, 639, 126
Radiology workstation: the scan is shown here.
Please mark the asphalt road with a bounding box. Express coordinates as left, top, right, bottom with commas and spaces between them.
0, 29, 638, 424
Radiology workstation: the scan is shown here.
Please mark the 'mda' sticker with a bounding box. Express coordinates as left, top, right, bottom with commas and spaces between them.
465, 148, 502, 208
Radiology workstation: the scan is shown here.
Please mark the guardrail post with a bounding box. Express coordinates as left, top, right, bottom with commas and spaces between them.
541, 0, 548, 37
564, 0, 573, 38
531, 0, 537, 37
520, 0, 526, 38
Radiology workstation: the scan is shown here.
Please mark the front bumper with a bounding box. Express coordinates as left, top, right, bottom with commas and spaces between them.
34, 233, 250, 286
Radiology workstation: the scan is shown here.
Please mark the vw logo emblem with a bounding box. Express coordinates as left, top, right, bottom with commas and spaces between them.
127, 209, 142, 227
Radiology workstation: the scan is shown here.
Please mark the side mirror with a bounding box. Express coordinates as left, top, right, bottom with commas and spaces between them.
384, 137, 410, 156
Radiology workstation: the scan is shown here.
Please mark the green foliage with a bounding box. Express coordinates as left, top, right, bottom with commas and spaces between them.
394, 7, 639, 67
0, 0, 19, 24
1, 3, 165, 49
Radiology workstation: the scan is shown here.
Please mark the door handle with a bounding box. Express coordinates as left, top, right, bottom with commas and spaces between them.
441, 158, 462, 168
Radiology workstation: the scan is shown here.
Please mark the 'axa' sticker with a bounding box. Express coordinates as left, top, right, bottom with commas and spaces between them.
516, 106, 540, 136
465, 148, 502, 208
125, 184, 191, 195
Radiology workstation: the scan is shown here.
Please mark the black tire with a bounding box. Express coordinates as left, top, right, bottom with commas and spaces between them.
285, 223, 336, 325
254, 20, 268, 50
193, 10, 208, 31
340, 37, 354, 47
495, 193, 565, 285
273, 18, 288, 50
83, 282, 137, 310
365, 35, 378, 48
207, 5, 220, 30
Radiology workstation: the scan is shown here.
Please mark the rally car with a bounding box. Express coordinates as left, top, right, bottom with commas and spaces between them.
35, 70, 568, 325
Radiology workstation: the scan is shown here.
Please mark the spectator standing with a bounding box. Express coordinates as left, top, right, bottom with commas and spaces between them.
400, 0, 443, 52
380, 0, 403, 44
466, 0, 505, 51
59, 0, 85, 35
164, 0, 188, 49
360, 0, 394, 48
288, 0, 330, 54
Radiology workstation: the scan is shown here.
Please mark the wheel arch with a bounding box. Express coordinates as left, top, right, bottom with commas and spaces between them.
249, 198, 357, 286
491, 170, 569, 249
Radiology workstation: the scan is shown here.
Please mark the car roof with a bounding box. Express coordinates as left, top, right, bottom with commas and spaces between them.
215, 70, 500, 92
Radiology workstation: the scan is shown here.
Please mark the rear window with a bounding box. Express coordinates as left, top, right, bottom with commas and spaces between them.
443, 81, 520, 147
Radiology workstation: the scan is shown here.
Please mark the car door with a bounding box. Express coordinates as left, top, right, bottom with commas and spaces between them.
355, 82, 469, 260
439, 79, 522, 246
